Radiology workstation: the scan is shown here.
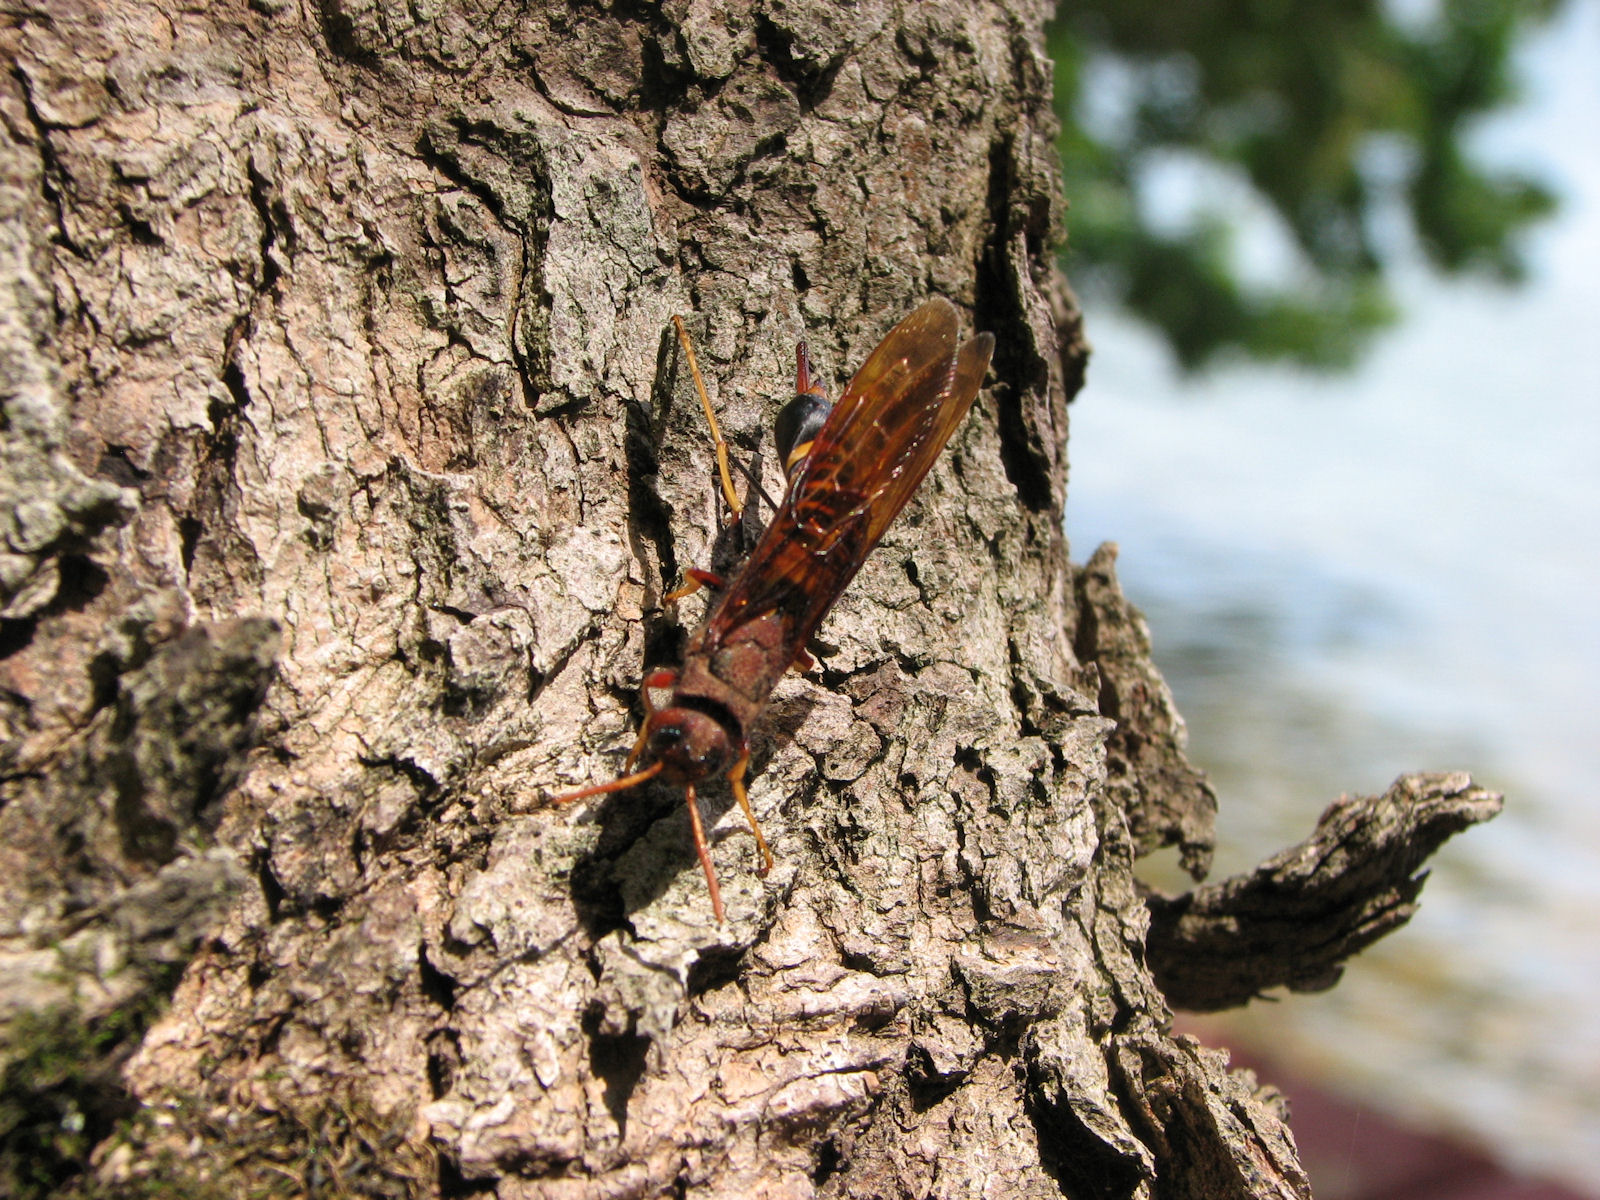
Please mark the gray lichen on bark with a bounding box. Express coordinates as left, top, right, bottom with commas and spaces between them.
0, 1, 1499, 1197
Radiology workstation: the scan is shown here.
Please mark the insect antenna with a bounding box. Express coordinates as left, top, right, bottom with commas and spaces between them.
682, 783, 726, 923
547, 758, 665, 805
549, 761, 729, 924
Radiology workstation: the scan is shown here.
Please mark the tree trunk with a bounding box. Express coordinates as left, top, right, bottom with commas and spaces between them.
0, 1, 1498, 1197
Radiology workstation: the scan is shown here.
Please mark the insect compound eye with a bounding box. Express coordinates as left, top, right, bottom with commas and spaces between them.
644, 721, 688, 770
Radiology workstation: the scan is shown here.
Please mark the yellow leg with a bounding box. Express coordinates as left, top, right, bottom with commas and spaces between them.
623, 722, 652, 773
671, 315, 743, 520
728, 751, 773, 876
663, 575, 703, 604
625, 669, 677, 770
663, 568, 724, 604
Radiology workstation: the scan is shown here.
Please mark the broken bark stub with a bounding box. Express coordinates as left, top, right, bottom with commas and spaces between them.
1146, 772, 1503, 1014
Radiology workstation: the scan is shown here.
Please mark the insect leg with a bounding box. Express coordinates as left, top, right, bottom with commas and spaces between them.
663, 567, 727, 603
624, 669, 678, 769
727, 750, 774, 877
683, 783, 727, 924
670, 315, 742, 520
640, 668, 679, 697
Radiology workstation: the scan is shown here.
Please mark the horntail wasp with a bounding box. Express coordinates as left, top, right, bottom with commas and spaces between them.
551, 297, 995, 921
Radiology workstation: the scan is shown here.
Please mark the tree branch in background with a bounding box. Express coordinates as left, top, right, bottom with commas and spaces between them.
1049, 0, 1562, 370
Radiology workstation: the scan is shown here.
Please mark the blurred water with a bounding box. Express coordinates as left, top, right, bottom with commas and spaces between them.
1062, 3, 1600, 1188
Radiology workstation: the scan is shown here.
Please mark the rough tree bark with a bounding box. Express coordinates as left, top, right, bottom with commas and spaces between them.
0, 1, 1499, 1197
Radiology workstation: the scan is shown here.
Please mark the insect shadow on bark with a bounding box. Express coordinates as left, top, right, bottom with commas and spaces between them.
568, 315, 803, 936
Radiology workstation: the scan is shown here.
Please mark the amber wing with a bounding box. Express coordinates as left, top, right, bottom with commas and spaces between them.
704, 297, 995, 655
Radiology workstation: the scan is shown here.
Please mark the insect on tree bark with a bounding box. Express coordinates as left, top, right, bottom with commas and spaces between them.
552, 297, 994, 922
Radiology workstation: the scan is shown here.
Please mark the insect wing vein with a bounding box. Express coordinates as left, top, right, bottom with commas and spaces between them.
703, 299, 991, 656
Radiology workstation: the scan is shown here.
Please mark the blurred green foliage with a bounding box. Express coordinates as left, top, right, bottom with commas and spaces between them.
1049, 0, 1562, 370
